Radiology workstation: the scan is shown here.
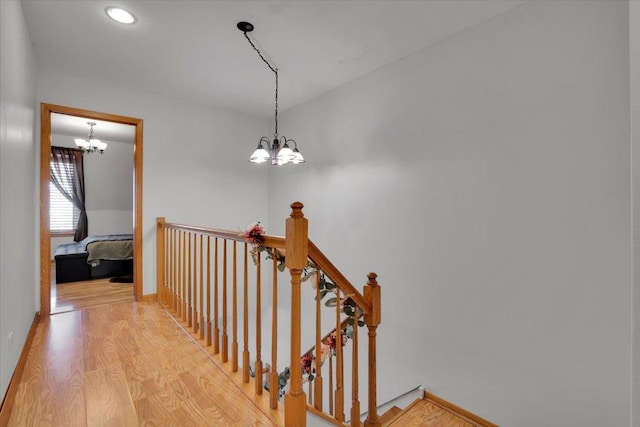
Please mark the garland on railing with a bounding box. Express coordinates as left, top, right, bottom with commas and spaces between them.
242, 222, 287, 272
241, 222, 365, 398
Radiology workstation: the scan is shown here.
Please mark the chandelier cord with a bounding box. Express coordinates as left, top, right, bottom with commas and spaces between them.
243, 31, 278, 139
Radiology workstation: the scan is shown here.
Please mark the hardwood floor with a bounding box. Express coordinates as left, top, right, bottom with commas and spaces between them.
8, 301, 279, 426
385, 398, 493, 427
51, 263, 134, 314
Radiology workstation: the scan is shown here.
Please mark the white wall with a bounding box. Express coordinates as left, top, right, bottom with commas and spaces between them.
631, 1, 640, 425
37, 69, 272, 296
0, 0, 37, 398
82, 137, 133, 235
270, 2, 631, 426
85, 210, 132, 235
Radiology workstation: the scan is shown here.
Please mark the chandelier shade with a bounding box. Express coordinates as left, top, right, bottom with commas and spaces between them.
238, 21, 304, 166
249, 138, 271, 163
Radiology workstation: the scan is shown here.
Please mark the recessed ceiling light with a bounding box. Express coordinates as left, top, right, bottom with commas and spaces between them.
105, 7, 136, 24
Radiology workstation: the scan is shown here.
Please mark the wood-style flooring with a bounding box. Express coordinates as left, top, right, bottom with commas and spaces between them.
18, 266, 491, 426
385, 398, 491, 427
7, 301, 279, 426
51, 263, 133, 314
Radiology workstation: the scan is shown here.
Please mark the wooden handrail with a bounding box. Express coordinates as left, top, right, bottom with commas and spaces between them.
308, 241, 371, 315
163, 222, 286, 249
162, 223, 368, 314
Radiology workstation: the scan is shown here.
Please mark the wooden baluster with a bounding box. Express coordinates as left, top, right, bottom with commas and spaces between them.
206, 236, 212, 346
363, 273, 381, 427
166, 228, 171, 307
175, 231, 180, 315
182, 231, 187, 321
156, 219, 162, 301
161, 227, 168, 306
335, 288, 345, 422
214, 238, 219, 354
222, 239, 228, 362
179, 231, 183, 318
284, 202, 308, 427
156, 218, 164, 305
162, 226, 166, 305
232, 241, 238, 372
187, 233, 193, 328
172, 229, 178, 312
314, 269, 323, 411
165, 228, 173, 311
199, 234, 205, 339
167, 228, 173, 311
270, 251, 278, 409
329, 355, 334, 416
195, 234, 200, 334
192, 233, 198, 333
243, 242, 250, 383
351, 309, 360, 427
166, 227, 171, 307
255, 252, 263, 395
308, 381, 313, 405
171, 229, 176, 307
176, 229, 180, 311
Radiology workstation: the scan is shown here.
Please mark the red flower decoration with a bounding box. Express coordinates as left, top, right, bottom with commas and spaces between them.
326, 331, 347, 352
301, 353, 314, 375
243, 222, 265, 244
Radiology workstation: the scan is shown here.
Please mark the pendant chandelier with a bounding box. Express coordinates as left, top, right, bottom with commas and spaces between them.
75, 122, 107, 154
237, 21, 304, 166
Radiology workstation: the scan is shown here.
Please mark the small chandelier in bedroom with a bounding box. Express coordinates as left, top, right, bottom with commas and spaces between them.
237, 21, 304, 166
75, 122, 107, 154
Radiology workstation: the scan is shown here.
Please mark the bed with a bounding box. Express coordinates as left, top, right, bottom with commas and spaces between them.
54, 234, 133, 283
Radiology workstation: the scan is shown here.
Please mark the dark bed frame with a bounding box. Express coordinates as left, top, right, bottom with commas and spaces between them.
54, 240, 133, 284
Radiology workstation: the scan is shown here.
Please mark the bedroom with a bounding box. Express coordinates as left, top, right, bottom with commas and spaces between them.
48, 113, 135, 313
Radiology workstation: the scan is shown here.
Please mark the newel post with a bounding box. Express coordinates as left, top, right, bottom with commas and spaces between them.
156, 217, 166, 305
363, 272, 381, 427
284, 202, 308, 427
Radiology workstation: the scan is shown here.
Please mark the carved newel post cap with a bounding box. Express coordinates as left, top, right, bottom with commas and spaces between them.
290, 201, 304, 218
367, 272, 378, 284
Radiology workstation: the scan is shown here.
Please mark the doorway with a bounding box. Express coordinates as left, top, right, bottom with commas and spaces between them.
40, 103, 143, 317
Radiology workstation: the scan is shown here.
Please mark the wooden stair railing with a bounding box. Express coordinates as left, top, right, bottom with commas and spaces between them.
156, 202, 381, 427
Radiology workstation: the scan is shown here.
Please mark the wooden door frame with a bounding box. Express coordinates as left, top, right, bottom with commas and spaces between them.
40, 103, 143, 316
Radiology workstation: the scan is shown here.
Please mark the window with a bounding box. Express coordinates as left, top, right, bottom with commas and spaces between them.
50, 146, 87, 241
49, 160, 79, 233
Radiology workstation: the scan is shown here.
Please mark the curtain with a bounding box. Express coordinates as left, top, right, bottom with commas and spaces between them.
50, 146, 88, 242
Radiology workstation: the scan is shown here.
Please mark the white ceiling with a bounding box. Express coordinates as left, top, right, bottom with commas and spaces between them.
23, 0, 525, 128
51, 113, 135, 144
